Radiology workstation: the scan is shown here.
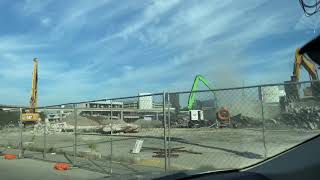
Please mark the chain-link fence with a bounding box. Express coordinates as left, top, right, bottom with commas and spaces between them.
166, 87, 265, 171
0, 108, 21, 158
73, 93, 167, 175
263, 81, 320, 158
1, 81, 320, 175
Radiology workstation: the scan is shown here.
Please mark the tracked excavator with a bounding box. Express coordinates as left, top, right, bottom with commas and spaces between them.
184, 75, 231, 128
282, 35, 320, 111
186, 75, 217, 128
188, 75, 218, 110
21, 58, 41, 126
284, 35, 320, 98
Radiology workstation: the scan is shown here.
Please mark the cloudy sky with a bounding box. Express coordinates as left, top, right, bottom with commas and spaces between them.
0, 0, 319, 105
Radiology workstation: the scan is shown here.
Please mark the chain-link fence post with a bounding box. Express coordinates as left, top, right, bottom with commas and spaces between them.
109, 100, 113, 175
258, 86, 267, 159
163, 92, 168, 172
43, 108, 47, 160
73, 104, 78, 166
167, 93, 171, 170
19, 108, 24, 159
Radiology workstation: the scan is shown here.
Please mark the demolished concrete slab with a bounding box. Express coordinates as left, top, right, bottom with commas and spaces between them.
102, 123, 139, 133
230, 104, 320, 130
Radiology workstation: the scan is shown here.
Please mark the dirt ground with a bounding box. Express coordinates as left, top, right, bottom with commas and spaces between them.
0, 127, 318, 174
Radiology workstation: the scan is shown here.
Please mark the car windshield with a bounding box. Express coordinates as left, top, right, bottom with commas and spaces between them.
0, 0, 320, 179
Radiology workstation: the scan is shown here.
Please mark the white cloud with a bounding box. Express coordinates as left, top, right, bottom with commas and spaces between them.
49, 0, 111, 41
133, 0, 268, 47
101, 0, 181, 41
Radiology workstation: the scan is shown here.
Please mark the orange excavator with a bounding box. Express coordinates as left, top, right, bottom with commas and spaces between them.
21, 58, 41, 126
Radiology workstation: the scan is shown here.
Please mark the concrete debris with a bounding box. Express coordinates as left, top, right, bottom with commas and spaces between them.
32, 121, 139, 134
102, 123, 139, 134
231, 104, 320, 130
33, 122, 74, 134
231, 114, 262, 128
278, 104, 320, 129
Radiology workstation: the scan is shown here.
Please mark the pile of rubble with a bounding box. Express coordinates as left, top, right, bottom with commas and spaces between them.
278, 104, 320, 129
231, 114, 259, 128
33, 121, 139, 134
33, 122, 73, 134
231, 104, 320, 130
101, 123, 139, 134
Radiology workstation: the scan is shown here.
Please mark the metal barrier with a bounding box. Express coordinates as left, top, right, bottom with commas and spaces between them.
1, 81, 320, 175
0, 108, 21, 158
261, 82, 320, 158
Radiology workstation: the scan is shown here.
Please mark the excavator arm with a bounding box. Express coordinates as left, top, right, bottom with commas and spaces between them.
21, 58, 40, 124
30, 58, 38, 113
282, 35, 320, 108
187, 75, 218, 110
293, 48, 319, 81
299, 35, 320, 65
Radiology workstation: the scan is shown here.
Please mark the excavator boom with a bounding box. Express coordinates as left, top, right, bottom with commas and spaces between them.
293, 48, 318, 81
299, 35, 320, 65
30, 58, 38, 112
21, 58, 40, 124
283, 35, 320, 111
187, 75, 218, 110
285, 36, 320, 99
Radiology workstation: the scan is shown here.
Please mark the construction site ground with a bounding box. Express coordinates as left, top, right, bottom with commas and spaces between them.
1, 127, 318, 175
0, 158, 107, 180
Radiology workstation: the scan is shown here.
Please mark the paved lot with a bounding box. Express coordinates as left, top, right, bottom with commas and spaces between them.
0, 158, 107, 180
0, 128, 319, 175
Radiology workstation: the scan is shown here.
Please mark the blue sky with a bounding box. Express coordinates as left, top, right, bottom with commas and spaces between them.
0, 0, 319, 105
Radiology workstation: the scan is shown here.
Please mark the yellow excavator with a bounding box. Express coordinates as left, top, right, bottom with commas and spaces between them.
292, 48, 318, 81
284, 35, 320, 102
292, 48, 319, 96
21, 58, 41, 125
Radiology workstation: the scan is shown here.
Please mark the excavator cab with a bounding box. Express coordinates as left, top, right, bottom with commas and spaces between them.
21, 112, 41, 125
